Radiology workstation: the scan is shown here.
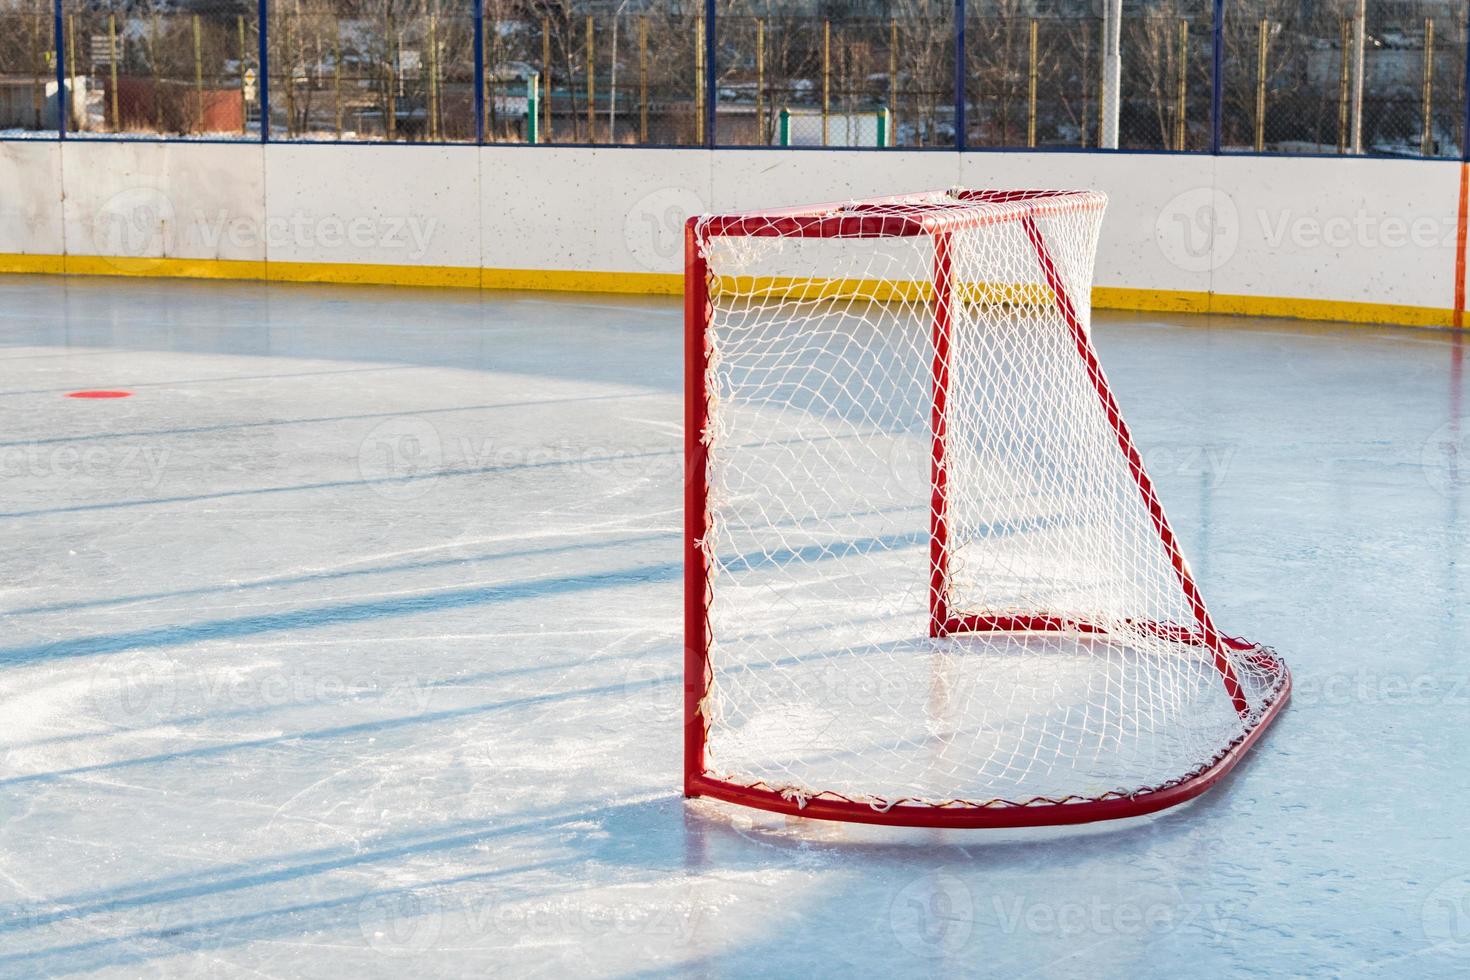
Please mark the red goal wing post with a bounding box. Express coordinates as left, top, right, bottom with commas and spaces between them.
684, 189, 1290, 828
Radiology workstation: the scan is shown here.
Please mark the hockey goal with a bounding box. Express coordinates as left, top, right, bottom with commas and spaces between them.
683, 189, 1290, 828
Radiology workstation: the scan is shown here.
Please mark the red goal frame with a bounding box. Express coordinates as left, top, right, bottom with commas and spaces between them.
683, 190, 1291, 828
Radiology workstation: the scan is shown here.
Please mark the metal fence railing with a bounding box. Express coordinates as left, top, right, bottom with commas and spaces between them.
0, 0, 1465, 159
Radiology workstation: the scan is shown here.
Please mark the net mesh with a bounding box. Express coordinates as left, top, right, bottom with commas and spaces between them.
691, 190, 1287, 815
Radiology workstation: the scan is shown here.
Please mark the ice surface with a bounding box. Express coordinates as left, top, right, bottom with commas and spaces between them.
0, 275, 1466, 977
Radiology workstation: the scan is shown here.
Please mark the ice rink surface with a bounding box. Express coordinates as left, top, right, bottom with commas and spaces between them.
0, 274, 1466, 977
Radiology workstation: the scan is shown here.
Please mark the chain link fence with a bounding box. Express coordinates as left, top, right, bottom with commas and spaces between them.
268, 0, 475, 140
0, 0, 58, 134
52, 0, 258, 138
0, 0, 1465, 156
1222, 0, 1465, 157
486, 3, 705, 146
715, 3, 954, 148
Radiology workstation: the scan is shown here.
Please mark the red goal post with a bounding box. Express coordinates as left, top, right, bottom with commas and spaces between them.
684, 189, 1291, 828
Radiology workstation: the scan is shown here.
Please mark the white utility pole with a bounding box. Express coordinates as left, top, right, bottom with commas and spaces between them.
1350, 0, 1366, 153
1101, 0, 1122, 148
608, 0, 633, 142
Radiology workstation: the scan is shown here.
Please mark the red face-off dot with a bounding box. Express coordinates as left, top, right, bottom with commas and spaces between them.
66, 390, 133, 399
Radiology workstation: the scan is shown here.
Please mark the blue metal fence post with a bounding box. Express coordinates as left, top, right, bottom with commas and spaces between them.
53, 0, 66, 137
258, 0, 270, 141
954, 0, 966, 149
1211, 0, 1224, 154
1462, 19, 1470, 161
705, 0, 717, 147
473, 0, 486, 144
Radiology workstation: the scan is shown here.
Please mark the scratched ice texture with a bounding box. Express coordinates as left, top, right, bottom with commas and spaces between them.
0, 274, 1466, 977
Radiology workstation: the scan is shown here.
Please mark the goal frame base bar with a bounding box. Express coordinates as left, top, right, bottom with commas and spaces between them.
685, 663, 1289, 829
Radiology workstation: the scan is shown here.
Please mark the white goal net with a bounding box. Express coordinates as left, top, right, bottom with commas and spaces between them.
685, 190, 1289, 825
